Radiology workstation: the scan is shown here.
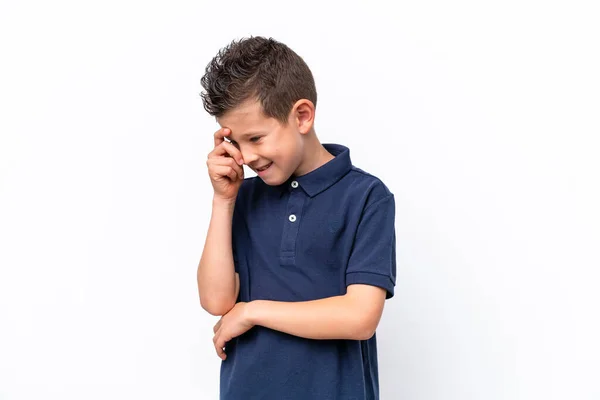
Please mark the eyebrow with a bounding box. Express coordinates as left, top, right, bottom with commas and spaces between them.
228, 131, 263, 142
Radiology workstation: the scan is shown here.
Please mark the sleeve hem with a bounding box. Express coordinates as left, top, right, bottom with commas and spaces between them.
346, 271, 395, 299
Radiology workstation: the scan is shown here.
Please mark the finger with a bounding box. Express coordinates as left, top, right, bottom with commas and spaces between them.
208, 141, 244, 166
208, 158, 243, 181
209, 141, 244, 165
213, 127, 230, 148
208, 157, 244, 180
214, 334, 227, 360
213, 318, 222, 334
210, 165, 239, 182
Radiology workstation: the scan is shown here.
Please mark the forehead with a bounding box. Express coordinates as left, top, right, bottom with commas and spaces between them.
217, 100, 272, 136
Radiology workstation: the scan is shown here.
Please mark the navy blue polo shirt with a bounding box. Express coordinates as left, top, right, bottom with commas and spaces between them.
220, 143, 396, 400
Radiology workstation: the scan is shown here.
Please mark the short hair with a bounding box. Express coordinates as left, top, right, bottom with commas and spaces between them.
200, 36, 317, 125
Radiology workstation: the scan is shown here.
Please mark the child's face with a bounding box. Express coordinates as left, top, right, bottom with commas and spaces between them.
217, 99, 305, 186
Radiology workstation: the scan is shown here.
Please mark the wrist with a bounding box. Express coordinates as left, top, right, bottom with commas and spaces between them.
212, 196, 236, 210
246, 300, 263, 326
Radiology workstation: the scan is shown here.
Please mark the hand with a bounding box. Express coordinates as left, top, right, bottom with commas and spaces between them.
212, 302, 254, 360
206, 127, 245, 203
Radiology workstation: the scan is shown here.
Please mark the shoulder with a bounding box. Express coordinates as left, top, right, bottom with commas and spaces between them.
237, 176, 259, 197
344, 166, 394, 209
231, 177, 261, 231
232, 176, 264, 214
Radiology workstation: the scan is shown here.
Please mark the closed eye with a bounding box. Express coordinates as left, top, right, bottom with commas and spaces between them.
249, 136, 262, 143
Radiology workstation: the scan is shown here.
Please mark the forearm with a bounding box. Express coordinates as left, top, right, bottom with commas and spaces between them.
197, 198, 237, 315
247, 293, 378, 341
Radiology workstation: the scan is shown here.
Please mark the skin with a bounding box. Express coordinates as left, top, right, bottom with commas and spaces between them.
215, 97, 335, 187
205, 97, 387, 360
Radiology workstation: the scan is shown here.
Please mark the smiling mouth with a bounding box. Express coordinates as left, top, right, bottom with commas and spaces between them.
256, 162, 272, 172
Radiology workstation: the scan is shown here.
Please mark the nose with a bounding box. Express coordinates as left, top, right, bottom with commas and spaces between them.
240, 146, 259, 166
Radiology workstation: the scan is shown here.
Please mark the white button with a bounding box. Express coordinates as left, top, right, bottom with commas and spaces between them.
288, 214, 297, 222
291, 180, 298, 188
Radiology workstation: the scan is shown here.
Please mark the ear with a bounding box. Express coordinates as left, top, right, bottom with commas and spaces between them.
290, 99, 315, 134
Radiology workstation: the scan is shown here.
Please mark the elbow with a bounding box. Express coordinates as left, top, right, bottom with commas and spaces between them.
350, 315, 379, 341
353, 326, 376, 341
199, 296, 236, 316
342, 287, 386, 340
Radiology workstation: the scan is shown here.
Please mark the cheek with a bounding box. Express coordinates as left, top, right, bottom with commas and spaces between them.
268, 135, 300, 165
268, 147, 280, 161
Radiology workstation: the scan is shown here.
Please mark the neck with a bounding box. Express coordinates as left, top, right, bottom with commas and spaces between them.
294, 132, 334, 176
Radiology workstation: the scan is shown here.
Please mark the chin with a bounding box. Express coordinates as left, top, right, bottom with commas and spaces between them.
260, 176, 284, 186
259, 171, 290, 186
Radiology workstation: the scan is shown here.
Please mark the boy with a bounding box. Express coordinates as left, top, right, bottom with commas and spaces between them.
197, 36, 396, 400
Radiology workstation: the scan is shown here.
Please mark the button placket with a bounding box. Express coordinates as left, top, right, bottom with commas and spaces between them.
279, 187, 305, 266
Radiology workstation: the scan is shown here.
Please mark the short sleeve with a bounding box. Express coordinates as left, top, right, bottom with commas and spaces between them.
345, 194, 397, 299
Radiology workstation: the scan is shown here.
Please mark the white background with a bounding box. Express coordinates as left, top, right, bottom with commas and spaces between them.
1, 0, 599, 399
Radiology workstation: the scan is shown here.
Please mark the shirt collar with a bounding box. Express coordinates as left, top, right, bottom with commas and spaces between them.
274, 143, 353, 198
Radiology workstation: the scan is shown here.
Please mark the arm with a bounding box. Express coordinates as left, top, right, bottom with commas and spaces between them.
212, 189, 396, 359
197, 127, 245, 316
197, 198, 240, 316
212, 284, 387, 359
249, 284, 387, 340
